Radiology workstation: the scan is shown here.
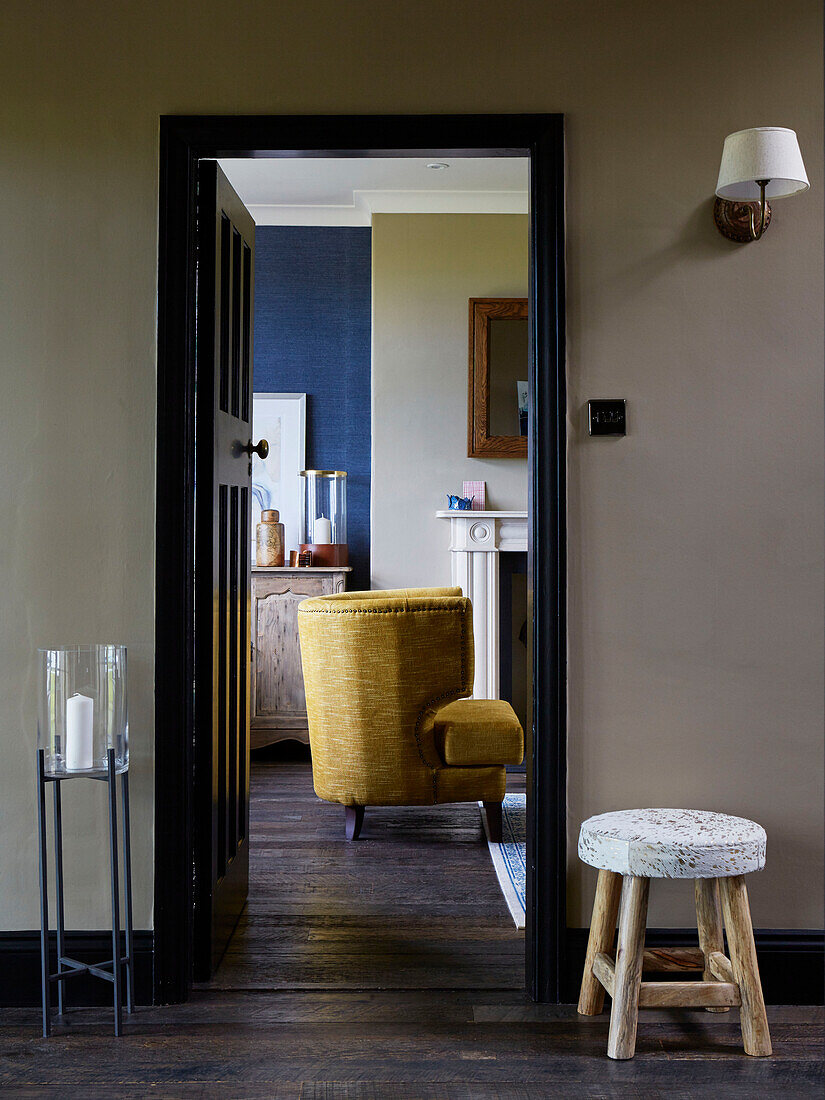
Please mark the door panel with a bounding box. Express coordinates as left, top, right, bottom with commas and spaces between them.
194, 161, 255, 979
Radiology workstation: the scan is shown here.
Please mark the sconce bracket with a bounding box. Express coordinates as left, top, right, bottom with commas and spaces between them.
713, 196, 772, 243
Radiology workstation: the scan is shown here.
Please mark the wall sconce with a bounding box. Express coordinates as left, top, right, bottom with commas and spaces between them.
714, 127, 809, 243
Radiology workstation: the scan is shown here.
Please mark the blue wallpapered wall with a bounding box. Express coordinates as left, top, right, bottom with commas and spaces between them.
253, 227, 372, 592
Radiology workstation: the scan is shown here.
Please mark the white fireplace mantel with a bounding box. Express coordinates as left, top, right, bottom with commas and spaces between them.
435, 510, 528, 699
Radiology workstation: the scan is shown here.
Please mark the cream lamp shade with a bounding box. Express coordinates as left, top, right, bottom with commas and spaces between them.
716, 127, 809, 200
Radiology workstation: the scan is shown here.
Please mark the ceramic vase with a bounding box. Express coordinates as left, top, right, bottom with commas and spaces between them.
256, 509, 285, 567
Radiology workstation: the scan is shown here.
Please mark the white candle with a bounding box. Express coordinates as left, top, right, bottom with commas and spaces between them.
65, 693, 94, 771
314, 516, 332, 544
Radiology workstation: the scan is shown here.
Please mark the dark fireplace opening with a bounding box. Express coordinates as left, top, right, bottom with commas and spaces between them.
499, 551, 529, 772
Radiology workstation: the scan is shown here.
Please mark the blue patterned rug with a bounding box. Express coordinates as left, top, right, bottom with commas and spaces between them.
480, 793, 526, 929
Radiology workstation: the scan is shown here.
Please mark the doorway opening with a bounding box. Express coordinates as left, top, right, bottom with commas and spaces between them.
154, 115, 567, 1006
210, 153, 531, 993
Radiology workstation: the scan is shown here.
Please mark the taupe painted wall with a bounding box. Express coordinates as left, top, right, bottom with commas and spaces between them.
371, 214, 529, 591
0, 0, 821, 930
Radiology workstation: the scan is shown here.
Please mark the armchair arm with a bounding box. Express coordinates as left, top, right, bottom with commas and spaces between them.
433, 699, 524, 767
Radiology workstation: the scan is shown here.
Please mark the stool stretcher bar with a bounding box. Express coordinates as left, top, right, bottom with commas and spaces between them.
593, 951, 742, 1007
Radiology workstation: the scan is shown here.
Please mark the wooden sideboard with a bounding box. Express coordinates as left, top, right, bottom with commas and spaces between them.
251, 566, 351, 749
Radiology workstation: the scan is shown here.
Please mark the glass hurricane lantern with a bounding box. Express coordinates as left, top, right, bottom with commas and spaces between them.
38, 644, 129, 776
299, 469, 348, 567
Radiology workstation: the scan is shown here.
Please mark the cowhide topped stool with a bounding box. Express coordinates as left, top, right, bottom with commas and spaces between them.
577, 808, 770, 1060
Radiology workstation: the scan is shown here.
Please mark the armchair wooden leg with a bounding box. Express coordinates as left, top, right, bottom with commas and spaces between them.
607, 876, 649, 1060
483, 801, 503, 843
578, 869, 622, 1015
345, 805, 365, 841
720, 875, 772, 1056
695, 878, 729, 1013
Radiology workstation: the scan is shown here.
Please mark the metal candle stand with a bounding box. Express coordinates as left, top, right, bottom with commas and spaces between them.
37, 747, 134, 1037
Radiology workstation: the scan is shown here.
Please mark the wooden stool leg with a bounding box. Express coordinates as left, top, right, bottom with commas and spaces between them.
720, 875, 771, 1056
578, 870, 622, 1015
607, 876, 649, 1060
695, 878, 730, 1013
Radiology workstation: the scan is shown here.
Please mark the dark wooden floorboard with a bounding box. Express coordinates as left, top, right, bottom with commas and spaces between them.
1, 761, 821, 1096
205, 761, 525, 991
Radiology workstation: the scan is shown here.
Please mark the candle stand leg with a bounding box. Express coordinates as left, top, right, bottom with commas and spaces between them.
106, 749, 122, 1037
53, 779, 66, 1016
37, 748, 132, 1036
37, 750, 51, 1038
121, 769, 135, 1013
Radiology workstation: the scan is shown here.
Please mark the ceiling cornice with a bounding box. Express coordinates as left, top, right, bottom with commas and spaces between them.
249, 189, 528, 226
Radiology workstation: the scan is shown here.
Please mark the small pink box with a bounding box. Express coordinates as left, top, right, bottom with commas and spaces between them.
463, 480, 486, 511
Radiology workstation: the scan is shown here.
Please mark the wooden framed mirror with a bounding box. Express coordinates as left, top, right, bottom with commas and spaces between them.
468, 297, 529, 458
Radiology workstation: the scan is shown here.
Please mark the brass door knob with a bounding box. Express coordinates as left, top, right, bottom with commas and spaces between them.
243, 439, 269, 459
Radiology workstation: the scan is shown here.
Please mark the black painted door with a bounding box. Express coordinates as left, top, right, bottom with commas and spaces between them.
193, 161, 256, 978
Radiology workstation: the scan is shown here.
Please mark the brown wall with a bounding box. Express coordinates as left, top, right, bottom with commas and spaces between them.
0, 0, 820, 929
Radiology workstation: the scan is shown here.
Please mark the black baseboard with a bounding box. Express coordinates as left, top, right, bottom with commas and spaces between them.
1, 928, 820, 1008
0, 931, 153, 1007
565, 927, 824, 1005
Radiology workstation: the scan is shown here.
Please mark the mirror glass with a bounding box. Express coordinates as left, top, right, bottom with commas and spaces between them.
468, 297, 528, 458
488, 317, 529, 437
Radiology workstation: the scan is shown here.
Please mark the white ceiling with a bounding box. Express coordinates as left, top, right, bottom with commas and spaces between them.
217, 157, 529, 226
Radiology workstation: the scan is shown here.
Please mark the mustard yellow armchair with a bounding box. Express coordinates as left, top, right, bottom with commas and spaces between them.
297, 587, 524, 840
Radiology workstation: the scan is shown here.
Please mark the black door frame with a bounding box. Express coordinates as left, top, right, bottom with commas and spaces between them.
154, 114, 567, 1005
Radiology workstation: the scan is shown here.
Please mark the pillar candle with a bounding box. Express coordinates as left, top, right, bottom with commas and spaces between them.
314, 516, 332, 544
65, 693, 94, 771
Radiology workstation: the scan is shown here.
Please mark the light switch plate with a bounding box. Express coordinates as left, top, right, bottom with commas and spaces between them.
588, 399, 626, 436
